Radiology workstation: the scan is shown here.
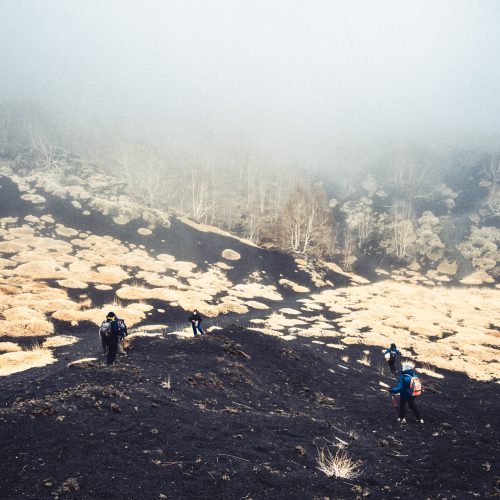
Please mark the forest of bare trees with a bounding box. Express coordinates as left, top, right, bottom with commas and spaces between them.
1, 102, 499, 279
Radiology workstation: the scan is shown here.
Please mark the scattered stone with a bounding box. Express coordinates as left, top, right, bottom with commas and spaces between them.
53, 477, 79, 496
378, 439, 389, 447
295, 445, 306, 457
110, 403, 122, 413
150, 428, 159, 435
221, 248, 241, 261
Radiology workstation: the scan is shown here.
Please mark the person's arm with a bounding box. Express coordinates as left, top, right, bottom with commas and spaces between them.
390, 375, 404, 394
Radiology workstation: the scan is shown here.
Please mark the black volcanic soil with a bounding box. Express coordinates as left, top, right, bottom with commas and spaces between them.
0, 328, 498, 499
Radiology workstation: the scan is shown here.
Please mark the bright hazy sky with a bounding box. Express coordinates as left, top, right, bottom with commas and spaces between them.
1, 0, 499, 156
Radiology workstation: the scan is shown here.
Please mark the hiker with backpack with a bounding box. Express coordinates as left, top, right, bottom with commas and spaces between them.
99, 312, 121, 365
384, 343, 400, 374
188, 310, 204, 336
116, 317, 128, 356
389, 360, 424, 424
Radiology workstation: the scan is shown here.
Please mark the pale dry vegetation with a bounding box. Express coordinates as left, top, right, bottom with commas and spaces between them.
43, 335, 79, 348
221, 249, 241, 261
0, 344, 56, 376
0, 341, 21, 352
316, 447, 362, 479
229, 283, 283, 302
278, 278, 310, 293
311, 281, 500, 381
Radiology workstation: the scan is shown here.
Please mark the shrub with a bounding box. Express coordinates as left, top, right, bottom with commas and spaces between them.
316, 447, 362, 479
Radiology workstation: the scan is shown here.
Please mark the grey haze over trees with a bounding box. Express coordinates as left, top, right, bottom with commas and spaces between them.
0, 1, 499, 280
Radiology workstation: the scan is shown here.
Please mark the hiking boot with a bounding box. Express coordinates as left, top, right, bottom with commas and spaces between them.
397, 418, 406, 424
419, 419, 424, 424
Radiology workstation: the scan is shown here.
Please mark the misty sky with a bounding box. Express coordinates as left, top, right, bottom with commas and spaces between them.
1, 0, 499, 157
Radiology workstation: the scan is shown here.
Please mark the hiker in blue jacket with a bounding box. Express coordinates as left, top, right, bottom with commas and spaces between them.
384, 343, 400, 374
389, 361, 424, 424
188, 310, 204, 336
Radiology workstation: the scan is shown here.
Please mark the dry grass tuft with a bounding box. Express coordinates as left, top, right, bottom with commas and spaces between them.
0, 319, 54, 337
14, 260, 67, 280
0, 344, 56, 376
221, 248, 241, 261
357, 354, 371, 366
160, 376, 171, 389
311, 281, 500, 381
43, 335, 79, 348
67, 357, 97, 367
217, 300, 249, 315
316, 447, 362, 479
245, 300, 269, 310
55, 225, 79, 237
57, 279, 89, 289
0, 342, 22, 353
229, 283, 283, 302
278, 278, 310, 293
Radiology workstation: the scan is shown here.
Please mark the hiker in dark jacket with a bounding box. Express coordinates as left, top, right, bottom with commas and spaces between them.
384, 343, 400, 374
188, 310, 204, 336
116, 318, 128, 356
102, 312, 121, 365
389, 361, 424, 424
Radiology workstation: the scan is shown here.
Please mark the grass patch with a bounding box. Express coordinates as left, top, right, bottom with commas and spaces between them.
316, 447, 362, 479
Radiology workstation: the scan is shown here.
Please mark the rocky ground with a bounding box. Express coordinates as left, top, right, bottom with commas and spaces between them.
0, 327, 498, 499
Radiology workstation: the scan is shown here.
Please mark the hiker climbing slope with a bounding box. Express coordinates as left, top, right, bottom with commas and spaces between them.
188, 310, 204, 336
384, 343, 400, 374
389, 360, 424, 424
117, 317, 128, 356
99, 312, 121, 365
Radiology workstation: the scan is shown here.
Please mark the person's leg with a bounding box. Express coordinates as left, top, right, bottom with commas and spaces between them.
107, 345, 117, 365
117, 338, 125, 354
408, 398, 421, 420
191, 323, 198, 336
197, 323, 204, 335
388, 359, 396, 374
102, 338, 107, 355
399, 397, 406, 419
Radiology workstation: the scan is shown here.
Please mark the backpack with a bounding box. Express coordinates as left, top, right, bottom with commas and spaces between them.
409, 376, 422, 397
117, 319, 127, 337
99, 321, 112, 340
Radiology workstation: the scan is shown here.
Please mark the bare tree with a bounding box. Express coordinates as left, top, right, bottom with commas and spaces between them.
277, 184, 332, 256
482, 160, 500, 216
391, 200, 415, 260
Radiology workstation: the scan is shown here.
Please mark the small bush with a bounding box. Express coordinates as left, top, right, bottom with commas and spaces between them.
316, 447, 362, 479
357, 354, 371, 366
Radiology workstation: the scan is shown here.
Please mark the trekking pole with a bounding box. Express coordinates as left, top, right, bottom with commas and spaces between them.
391, 395, 399, 417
